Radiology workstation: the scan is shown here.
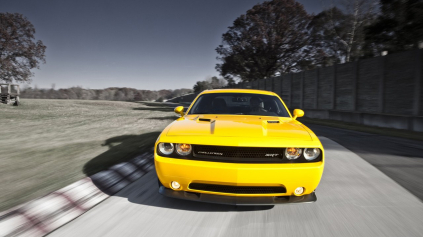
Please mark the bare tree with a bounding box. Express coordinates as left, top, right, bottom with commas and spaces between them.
318, 0, 377, 62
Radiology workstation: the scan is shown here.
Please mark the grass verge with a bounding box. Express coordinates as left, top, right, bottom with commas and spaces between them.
0, 99, 177, 212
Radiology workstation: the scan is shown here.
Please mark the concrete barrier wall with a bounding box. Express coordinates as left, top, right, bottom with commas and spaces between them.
229, 49, 423, 132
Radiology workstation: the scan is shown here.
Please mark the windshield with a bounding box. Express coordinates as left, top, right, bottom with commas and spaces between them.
188, 93, 290, 117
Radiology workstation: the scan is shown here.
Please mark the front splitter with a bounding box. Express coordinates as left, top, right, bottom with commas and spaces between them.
159, 186, 317, 205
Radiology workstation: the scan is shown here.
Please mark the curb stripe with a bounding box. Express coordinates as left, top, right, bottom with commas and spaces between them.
0, 151, 154, 237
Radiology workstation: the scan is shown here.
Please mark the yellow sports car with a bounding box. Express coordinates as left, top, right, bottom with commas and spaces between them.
155, 89, 324, 205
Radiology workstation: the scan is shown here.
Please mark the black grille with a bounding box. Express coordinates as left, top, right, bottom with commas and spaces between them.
189, 183, 286, 194
192, 145, 285, 163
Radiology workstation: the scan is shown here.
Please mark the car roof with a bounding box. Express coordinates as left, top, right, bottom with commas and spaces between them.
200, 88, 277, 96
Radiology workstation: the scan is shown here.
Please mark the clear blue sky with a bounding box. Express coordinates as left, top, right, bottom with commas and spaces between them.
1, 0, 323, 90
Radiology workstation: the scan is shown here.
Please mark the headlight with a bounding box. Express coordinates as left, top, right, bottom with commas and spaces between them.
158, 143, 174, 155
176, 143, 192, 156
285, 148, 302, 160
303, 148, 321, 161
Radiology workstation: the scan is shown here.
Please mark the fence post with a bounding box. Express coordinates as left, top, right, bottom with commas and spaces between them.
301, 71, 305, 109
315, 68, 319, 109
413, 49, 422, 116
352, 61, 358, 111
332, 64, 337, 110
289, 74, 293, 108
379, 56, 386, 113
277, 76, 281, 97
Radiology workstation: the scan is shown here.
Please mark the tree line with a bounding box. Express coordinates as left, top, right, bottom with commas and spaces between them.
20, 86, 193, 102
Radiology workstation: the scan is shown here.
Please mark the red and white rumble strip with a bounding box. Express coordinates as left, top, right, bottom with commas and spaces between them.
0, 151, 154, 237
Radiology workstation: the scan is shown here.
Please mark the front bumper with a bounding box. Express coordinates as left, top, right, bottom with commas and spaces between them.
155, 155, 324, 196
159, 185, 317, 205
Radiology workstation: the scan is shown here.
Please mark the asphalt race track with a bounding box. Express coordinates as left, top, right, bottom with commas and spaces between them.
50, 137, 423, 237
306, 124, 423, 201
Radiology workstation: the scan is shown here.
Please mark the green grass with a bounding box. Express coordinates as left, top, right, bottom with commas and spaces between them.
298, 117, 423, 141
0, 99, 177, 212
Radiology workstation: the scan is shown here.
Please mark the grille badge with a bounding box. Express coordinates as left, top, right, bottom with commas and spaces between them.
265, 154, 280, 157
197, 151, 223, 156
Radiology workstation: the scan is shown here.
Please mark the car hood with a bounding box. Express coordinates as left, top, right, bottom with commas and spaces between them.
166, 115, 312, 141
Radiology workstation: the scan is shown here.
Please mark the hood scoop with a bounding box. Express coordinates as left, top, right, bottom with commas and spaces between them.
267, 120, 280, 124
199, 118, 212, 122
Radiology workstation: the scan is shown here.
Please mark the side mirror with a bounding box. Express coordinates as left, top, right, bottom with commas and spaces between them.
174, 106, 184, 117
293, 109, 304, 120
